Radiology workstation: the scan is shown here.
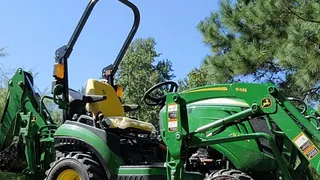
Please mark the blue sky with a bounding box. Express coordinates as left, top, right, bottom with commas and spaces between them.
0, 0, 219, 92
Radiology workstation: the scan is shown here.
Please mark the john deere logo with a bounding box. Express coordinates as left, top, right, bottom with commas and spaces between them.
261, 98, 272, 108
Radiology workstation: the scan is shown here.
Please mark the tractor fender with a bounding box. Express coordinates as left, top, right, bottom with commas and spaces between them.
211, 144, 247, 170
54, 122, 124, 177
55, 136, 112, 179
210, 143, 276, 171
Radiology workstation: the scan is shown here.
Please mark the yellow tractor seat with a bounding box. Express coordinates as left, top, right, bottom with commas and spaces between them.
107, 116, 155, 133
85, 78, 155, 134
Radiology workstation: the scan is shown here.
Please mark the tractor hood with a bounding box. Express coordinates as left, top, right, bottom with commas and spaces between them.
159, 97, 250, 132
186, 98, 250, 108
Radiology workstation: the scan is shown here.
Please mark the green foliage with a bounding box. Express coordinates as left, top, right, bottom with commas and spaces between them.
192, 0, 320, 104
115, 37, 174, 129
0, 88, 8, 120
178, 68, 209, 91
0, 171, 24, 180
0, 48, 14, 89
0, 47, 10, 120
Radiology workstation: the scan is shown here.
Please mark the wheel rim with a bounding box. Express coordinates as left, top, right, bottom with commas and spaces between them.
57, 169, 81, 180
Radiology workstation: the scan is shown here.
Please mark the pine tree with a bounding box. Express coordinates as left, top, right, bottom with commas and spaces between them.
178, 68, 209, 91
195, 0, 320, 104
115, 37, 175, 129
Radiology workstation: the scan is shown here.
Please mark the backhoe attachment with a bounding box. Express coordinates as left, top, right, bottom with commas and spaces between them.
0, 68, 56, 180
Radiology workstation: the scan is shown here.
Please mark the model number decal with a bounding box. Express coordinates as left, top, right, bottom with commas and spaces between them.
235, 88, 247, 92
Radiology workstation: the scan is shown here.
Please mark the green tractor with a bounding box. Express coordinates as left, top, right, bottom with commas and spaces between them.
1, 0, 320, 180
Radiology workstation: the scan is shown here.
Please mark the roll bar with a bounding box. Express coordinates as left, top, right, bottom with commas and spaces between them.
52, 0, 140, 121
102, 0, 140, 85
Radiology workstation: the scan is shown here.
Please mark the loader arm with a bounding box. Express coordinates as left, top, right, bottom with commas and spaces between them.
163, 82, 320, 180
0, 68, 57, 180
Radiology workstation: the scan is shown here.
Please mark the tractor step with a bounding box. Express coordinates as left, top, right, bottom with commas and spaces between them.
116, 164, 167, 180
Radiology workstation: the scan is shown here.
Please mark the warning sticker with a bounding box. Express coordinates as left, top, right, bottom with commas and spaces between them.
168, 121, 178, 132
293, 132, 319, 159
306, 148, 319, 159
168, 104, 178, 132
169, 111, 177, 119
168, 104, 177, 112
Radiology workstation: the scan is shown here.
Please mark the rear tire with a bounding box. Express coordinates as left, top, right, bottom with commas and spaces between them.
205, 169, 253, 180
45, 151, 105, 180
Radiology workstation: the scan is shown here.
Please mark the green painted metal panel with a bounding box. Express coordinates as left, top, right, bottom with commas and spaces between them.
187, 104, 276, 171
0, 68, 25, 150
118, 166, 166, 175
270, 106, 320, 174
117, 166, 203, 180
160, 96, 277, 171
54, 123, 123, 174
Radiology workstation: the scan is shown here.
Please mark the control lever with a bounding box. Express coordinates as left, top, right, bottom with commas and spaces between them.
83, 95, 107, 103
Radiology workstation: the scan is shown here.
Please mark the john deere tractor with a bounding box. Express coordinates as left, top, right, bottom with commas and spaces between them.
1, 0, 320, 180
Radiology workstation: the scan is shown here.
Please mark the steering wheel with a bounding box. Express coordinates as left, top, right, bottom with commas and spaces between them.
142, 81, 178, 106
287, 97, 307, 114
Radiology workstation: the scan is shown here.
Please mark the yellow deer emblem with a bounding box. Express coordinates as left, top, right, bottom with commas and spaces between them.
261, 98, 272, 108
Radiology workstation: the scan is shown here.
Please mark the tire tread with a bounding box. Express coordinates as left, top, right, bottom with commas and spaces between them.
44, 151, 105, 180
206, 169, 254, 180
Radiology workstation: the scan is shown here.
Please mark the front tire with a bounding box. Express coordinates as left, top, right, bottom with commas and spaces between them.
45, 151, 104, 180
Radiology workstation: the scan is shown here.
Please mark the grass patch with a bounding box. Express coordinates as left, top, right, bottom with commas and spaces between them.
0, 171, 24, 180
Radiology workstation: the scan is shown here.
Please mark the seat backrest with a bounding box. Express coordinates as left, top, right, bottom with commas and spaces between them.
85, 78, 125, 117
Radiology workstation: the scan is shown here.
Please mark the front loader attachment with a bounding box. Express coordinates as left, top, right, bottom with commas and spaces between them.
162, 83, 320, 180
